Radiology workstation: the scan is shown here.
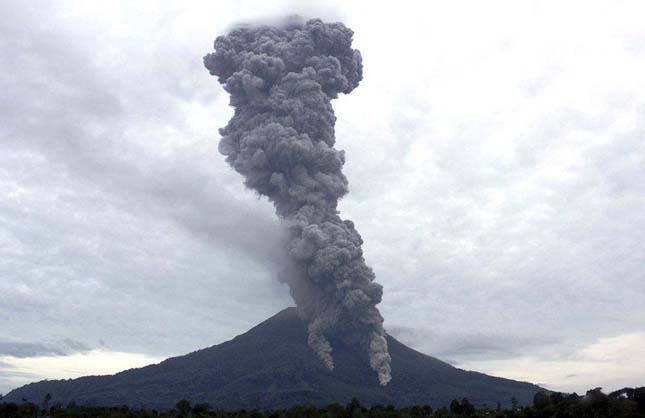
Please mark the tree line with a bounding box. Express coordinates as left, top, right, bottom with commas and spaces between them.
2, 386, 644, 418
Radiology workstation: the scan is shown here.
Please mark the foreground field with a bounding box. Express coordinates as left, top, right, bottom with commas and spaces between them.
2, 387, 644, 418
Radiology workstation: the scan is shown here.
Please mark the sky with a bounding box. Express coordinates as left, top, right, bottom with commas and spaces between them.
1, 0, 644, 396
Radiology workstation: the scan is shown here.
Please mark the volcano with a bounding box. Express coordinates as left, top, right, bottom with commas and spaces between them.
4, 308, 541, 410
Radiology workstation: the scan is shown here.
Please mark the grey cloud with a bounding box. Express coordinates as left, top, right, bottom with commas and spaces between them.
0, 342, 65, 358
0, 1, 291, 359
0, 2, 284, 270
387, 325, 562, 364
350, 63, 645, 373
0, 339, 89, 358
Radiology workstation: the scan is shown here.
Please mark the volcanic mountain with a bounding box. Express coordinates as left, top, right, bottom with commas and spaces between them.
4, 308, 541, 410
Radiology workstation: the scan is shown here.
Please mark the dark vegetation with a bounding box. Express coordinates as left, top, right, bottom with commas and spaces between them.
3, 309, 540, 410
2, 387, 644, 418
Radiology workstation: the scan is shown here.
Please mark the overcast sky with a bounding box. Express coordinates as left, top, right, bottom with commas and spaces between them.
1, 0, 644, 396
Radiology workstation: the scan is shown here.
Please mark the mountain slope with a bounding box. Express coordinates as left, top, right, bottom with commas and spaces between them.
5, 308, 541, 409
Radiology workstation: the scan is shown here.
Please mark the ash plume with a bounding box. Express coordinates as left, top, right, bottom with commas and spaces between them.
204, 17, 391, 385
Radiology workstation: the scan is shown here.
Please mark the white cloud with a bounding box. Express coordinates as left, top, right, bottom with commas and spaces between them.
0, 351, 161, 394
456, 332, 645, 393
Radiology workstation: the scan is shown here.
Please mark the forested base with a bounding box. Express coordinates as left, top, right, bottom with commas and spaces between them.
2, 387, 644, 418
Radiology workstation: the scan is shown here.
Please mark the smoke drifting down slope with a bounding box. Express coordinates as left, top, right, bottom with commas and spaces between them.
204, 17, 391, 385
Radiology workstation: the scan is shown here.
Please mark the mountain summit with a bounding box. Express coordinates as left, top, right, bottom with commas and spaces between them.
5, 308, 540, 409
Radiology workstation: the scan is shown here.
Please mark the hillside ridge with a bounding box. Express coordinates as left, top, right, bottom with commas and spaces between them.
5, 307, 541, 409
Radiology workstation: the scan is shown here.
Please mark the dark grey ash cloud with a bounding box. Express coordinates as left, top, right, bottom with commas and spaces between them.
204, 18, 391, 384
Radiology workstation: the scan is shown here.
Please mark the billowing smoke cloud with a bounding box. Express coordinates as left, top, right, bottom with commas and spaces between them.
204, 17, 391, 385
